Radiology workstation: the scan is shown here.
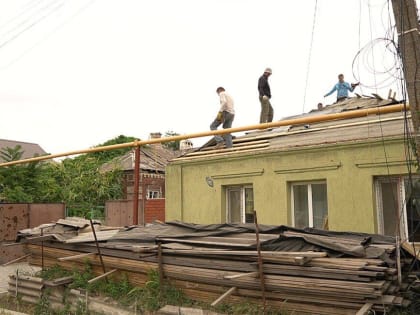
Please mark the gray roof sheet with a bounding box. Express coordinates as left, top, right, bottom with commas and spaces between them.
0, 139, 47, 162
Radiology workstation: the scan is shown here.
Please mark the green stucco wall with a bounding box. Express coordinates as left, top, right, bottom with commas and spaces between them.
166, 138, 412, 234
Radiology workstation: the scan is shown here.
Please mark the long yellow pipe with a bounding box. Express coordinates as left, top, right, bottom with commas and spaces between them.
0, 103, 409, 167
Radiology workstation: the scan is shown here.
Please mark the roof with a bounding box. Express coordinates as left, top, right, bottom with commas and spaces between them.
175, 96, 410, 161
0, 139, 47, 162
101, 144, 179, 173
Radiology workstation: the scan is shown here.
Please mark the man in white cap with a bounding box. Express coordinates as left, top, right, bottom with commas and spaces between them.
210, 87, 235, 149
258, 67, 273, 123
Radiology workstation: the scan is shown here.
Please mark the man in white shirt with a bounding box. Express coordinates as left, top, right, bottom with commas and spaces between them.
210, 87, 235, 148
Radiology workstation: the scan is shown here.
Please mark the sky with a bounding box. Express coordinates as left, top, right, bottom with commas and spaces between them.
0, 0, 419, 155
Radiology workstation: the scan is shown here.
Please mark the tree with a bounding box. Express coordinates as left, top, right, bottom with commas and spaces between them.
163, 130, 180, 150
0, 136, 136, 219
88, 135, 137, 164
0, 145, 42, 202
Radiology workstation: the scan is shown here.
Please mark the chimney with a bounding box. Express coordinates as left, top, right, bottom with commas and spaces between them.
149, 132, 162, 148
317, 103, 323, 110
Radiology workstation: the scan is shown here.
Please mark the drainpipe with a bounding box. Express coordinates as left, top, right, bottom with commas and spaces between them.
133, 144, 140, 225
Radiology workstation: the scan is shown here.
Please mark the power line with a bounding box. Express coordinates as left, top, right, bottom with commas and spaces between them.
0, 0, 65, 50
0, 0, 96, 70
302, 0, 318, 113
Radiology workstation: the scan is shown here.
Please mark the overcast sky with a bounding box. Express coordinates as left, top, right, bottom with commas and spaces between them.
0, 0, 418, 154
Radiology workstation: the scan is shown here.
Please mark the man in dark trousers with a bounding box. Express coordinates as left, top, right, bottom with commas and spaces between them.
258, 67, 273, 123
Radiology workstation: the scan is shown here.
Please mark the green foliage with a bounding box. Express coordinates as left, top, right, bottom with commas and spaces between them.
216, 302, 285, 315
0, 136, 136, 217
37, 264, 72, 280
163, 130, 181, 150
34, 292, 52, 315
127, 269, 191, 312
69, 262, 95, 292
0, 145, 46, 202
88, 135, 137, 164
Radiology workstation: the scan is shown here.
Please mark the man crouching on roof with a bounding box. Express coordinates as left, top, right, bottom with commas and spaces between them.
210, 87, 235, 149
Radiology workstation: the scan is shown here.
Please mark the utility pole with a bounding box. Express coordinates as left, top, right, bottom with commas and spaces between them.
391, 0, 420, 161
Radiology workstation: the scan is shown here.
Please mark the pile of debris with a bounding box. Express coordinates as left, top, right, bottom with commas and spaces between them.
15, 217, 420, 315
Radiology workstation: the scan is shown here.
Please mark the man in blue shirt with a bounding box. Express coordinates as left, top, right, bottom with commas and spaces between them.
324, 74, 359, 102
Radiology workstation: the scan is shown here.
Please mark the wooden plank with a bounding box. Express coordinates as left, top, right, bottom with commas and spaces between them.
26, 235, 55, 242
58, 252, 97, 261
87, 269, 117, 284
2, 254, 31, 266
224, 272, 258, 280
211, 286, 237, 306
184, 143, 269, 157
161, 249, 327, 258
401, 241, 420, 259
356, 303, 373, 315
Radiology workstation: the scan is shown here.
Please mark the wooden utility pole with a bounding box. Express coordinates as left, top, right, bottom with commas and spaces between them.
391, 0, 420, 160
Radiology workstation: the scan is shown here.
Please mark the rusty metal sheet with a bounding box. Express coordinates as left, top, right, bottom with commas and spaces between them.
29, 203, 65, 228
0, 244, 26, 264
0, 204, 29, 241
105, 200, 142, 226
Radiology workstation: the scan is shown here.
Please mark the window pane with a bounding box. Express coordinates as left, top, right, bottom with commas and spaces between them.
312, 183, 328, 229
380, 182, 399, 236
245, 187, 254, 223
293, 185, 309, 228
228, 189, 241, 223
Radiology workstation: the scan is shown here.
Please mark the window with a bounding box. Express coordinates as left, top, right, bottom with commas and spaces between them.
291, 181, 328, 229
375, 176, 420, 241
226, 186, 254, 223
147, 190, 161, 199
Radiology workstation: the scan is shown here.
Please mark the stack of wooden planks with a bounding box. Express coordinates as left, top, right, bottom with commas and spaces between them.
18, 219, 418, 315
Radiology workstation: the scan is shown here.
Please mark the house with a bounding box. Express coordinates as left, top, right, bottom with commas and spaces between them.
0, 139, 47, 161
165, 97, 420, 242
102, 133, 179, 225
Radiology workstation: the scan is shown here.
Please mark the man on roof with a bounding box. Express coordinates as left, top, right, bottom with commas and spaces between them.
324, 74, 359, 102
258, 67, 274, 123
210, 87, 235, 149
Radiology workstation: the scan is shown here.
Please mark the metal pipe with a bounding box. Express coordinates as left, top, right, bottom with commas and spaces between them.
89, 219, 107, 275
133, 145, 140, 225
0, 104, 408, 167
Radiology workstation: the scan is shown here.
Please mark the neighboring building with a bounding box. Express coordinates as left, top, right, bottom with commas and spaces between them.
166, 97, 420, 242
0, 139, 47, 161
102, 133, 179, 225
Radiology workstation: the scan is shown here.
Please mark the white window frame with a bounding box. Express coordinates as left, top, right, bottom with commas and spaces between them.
375, 176, 411, 241
291, 181, 327, 228
226, 185, 253, 224
147, 189, 161, 199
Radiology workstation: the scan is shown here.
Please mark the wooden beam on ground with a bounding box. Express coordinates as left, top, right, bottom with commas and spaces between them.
58, 252, 96, 261
211, 286, 237, 307
2, 254, 31, 266
356, 303, 373, 315
87, 269, 117, 284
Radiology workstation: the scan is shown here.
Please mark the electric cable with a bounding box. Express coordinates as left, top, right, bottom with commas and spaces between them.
0, 0, 64, 50
302, 0, 318, 113
0, 0, 96, 70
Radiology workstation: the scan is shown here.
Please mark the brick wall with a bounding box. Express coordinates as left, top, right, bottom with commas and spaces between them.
144, 198, 165, 223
